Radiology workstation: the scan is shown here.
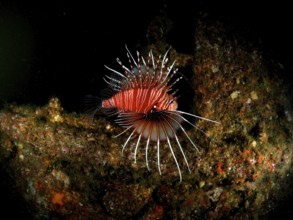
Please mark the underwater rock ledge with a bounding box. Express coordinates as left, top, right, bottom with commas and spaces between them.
0, 18, 293, 219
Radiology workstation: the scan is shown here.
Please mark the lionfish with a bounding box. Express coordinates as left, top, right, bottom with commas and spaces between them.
86, 46, 218, 181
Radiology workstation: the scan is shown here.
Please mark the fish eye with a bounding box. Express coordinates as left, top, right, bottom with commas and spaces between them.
169, 99, 174, 104
149, 104, 157, 114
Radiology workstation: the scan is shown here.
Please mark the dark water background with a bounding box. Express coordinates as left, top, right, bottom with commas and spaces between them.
0, 0, 292, 218
1, 0, 292, 112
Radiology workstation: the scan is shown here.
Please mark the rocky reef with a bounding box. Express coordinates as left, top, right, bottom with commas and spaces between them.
0, 14, 292, 219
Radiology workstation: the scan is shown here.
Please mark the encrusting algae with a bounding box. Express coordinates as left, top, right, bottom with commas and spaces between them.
0, 14, 292, 219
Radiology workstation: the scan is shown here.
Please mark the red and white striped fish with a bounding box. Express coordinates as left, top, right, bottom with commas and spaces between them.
86, 46, 218, 181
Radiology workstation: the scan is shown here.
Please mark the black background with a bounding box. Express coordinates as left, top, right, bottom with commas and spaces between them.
1, 0, 292, 111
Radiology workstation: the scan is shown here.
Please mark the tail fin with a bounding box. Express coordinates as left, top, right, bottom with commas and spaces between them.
84, 95, 102, 122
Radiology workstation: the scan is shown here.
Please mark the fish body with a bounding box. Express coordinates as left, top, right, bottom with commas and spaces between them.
86, 46, 218, 181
